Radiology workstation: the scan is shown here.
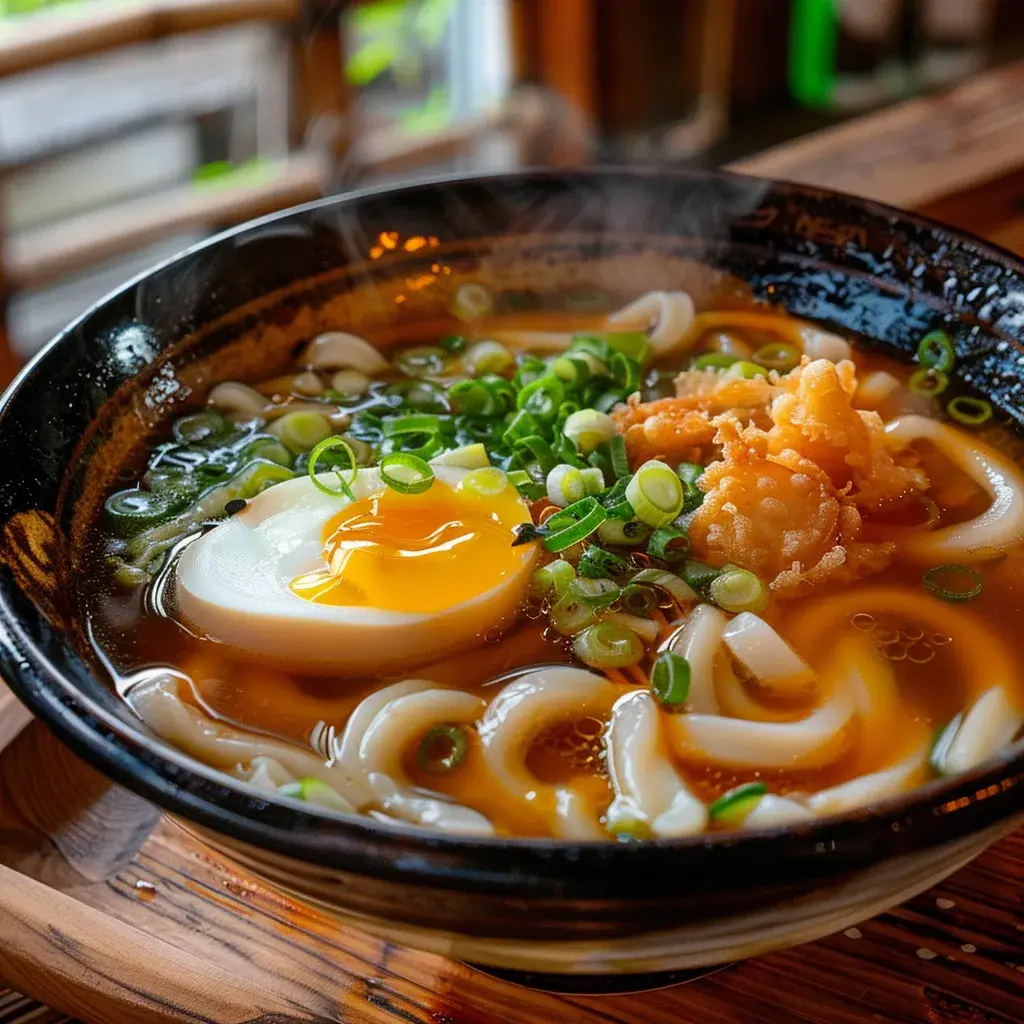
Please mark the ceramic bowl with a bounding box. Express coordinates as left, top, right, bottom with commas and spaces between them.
2, 169, 1022, 978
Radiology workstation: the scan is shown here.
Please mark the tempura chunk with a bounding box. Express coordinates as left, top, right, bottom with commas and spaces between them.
688, 420, 894, 595
611, 370, 772, 466
768, 359, 927, 510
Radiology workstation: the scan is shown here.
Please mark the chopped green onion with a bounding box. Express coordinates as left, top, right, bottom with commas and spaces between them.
626, 460, 685, 528
396, 346, 447, 377
331, 369, 371, 396
277, 777, 351, 811
574, 330, 653, 366
507, 469, 546, 500
308, 437, 358, 499
725, 360, 770, 380
693, 352, 738, 371
577, 546, 629, 580
448, 379, 500, 416
563, 409, 616, 454
650, 652, 691, 708
947, 396, 992, 427
104, 487, 193, 537
753, 342, 800, 373
550, 593, 600, 635
517, 374, 566, 422
502, 409, 540, 446
380, 453, 435, 495
677, 462, 705, 513
546, 464, 589, 507
929, 713, 963, 776
432, 443, 489, 469
383, 413, 443, 437
530, 559, 576, 599
459, 467, 508, 497
631, 567, 698, 604
647, 525, 690, 564
596, 518, 649, 546
709, 782, 767, 825
682, 559, 723, 595
514, 355, 548, 389
917, 330, 956, 373
550, 355, 592, 385
440, 334, 467, 354
573, 622, 645, 668
922, 564, 982, 602
173, 411, 233, 445
269, 410, 334, 453
378, 430, 446, 461
242, 436, 293, 467
542, 496, 608, 552
708, 567, 769, 614
580, 467, 606, 494
610, 352, 642, 392
514, 434, 557, 475
465, 340, 514, 376
417, 725, 468, 773
452, 282, 493, 321
568, 576, 621, 608
593, 388, 628, 413
610, 434, 631, 479
909, 367, 949, 397
385, 378, 449, 412
621, 583, 657, 615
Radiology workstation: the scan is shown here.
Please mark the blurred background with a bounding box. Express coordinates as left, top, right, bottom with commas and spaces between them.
2, 0, 1024, 368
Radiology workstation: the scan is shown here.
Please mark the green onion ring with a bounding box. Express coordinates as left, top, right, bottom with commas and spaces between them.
572, 622, 645, 668
916, 330, 956, 372
417, 725, 468, 773
708, 782, 767, 825
909, 366, 949, 397
308, 436, 358, 499
753, 342, 800, 373
650, 651, 691, 708
610, 434, 631, 479
693, 352, 738, 371
621, 583, 657, 615
543, 496, 608, 552
647, 525, 690, 564
946, 396, 992, 427
626, 460, 685, 528
922, 564, 982, 602
380, 452, 435, 495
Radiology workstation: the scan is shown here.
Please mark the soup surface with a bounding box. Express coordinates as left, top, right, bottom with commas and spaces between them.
80, 283, 1024, 840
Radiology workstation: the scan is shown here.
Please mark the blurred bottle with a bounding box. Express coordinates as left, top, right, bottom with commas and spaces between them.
790, 0, 910, 111
913, 0, 995, 88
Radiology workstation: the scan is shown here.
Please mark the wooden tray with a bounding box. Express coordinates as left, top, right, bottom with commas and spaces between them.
2, 719, 1023, 1024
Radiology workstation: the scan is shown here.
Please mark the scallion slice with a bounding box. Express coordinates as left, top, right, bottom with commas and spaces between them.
620, 583, 657, 615
417, 725, 468, 773
693, 352, 738, 371
947, 396, 992, 427
568, 576, 621, 608
596, 518, 649, 546
517, 374, 566, 422
909, 366, 949, 397
610, 434, 631, 479
916, 330, 956, 373
396, 345, 447, 377
650, 651, 691, 708
448, 379, 500, 416
753, 342, 800, 373
563, 409, 615, 454
577, 545, 630, 580
725, 360, 770, 380
682, 559, 723, 595
507, 469, 546, 500
708, 567, 769, 614
677, 461, 705, 512
308, 436, 359, 499
709, 782, 767, 826
382, 413, 443, 436
572, 622, 645, 668
451, 282, 493, 321
380, 452, 434, 495
460, 466, 508, 497
647, 525, 690, 564
277, 777, 351, 810
630, 567, 698, 604
543, 497, 608, 552
550, 593, 600, 635
575, 330, 652, 366
464, 340, 514, 376
626, 460, 685, 528
530, 559, 576, 600
922, 564, 982, 602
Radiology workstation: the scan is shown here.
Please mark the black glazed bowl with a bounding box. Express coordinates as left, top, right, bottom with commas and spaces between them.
2, 169, 1023, 977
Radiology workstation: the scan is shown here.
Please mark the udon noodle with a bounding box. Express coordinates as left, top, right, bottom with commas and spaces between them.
80, 281, 1024, 839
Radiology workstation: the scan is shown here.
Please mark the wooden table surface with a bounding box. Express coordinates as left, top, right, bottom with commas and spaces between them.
4, 60, 1024, 1024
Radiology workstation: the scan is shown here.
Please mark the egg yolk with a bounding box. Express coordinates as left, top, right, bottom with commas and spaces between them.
290, 479, 532, 613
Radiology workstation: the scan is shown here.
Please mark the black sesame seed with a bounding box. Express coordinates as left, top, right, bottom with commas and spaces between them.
224, 498, 247, 516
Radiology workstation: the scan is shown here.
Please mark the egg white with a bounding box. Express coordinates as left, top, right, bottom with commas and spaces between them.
175, 465, 537, 674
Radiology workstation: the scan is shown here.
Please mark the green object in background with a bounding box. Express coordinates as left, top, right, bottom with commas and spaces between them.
789, 0, 839, 109
192, 157, 269, 189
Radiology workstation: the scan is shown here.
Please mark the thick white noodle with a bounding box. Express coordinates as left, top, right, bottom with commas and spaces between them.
722, 612, 816, 695
605, 691, 707, 838
943, 685, 1024, 776
715, 664, 797, 722
667, 689, 854, 770
807, 746, 929, 816
207, 381, 269, 420
301, 331, 389, 374
335, 680, 433, 773
885, 415, 1024, 561
666, 603, 724, 714
606, 291, 697, 354
130, 677, 366, 811
742, 794, 814, 829
478, 666, 619, 839
359, 688, 493, 836
245, 756, 296, 793
799, 327, 852, 362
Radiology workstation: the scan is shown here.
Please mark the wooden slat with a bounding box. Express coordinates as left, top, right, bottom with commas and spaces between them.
732, 61, 1024, 208
0, 0, 300, 79
0, 682, 32, 756
5, 152, 326, 292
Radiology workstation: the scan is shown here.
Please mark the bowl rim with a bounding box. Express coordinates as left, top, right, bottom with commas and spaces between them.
2, 166, 1024, 887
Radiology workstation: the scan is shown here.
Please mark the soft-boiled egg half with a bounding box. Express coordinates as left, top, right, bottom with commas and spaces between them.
175, 465, 538, 674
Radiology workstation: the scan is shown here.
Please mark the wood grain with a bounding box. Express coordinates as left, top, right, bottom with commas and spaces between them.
733, 62, 1024, 209
0, 683, 32, 757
